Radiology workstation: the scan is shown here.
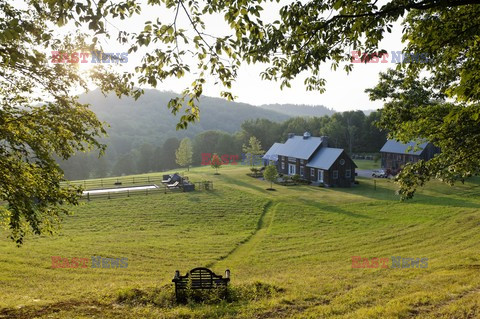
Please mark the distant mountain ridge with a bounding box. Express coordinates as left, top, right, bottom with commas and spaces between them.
76, 89, 290, 154
258, 103, 335, 117
79, 89, 290, 146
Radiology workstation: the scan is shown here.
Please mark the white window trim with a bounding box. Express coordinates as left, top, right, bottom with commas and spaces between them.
311, 168, 315, 177
288, 164, 296, 175
333, 170, 339, 179
345, 169, 351, 178
318, 170, 324, 182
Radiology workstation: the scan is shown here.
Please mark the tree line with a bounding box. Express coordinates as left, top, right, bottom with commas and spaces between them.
59, 110, 386, 179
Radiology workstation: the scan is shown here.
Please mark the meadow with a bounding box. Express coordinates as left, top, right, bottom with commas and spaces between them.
353, 159, 381, 170
1, 165, 479, 318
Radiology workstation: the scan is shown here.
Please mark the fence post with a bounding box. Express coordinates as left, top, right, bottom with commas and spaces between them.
127, 190, 130, 197
374, 179, 376, 191
101, 179, 103, 188
133, 177, 135, 184
108, 192, 110, 200
146, 189, 149, 196
87, 193, 90, 201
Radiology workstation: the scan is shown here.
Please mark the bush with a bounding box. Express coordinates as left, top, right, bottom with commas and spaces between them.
249, 167, 263, 178
291, 174, 301, 183
116, 286, 175, 308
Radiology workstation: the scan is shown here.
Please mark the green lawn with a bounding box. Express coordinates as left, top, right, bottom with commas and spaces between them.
1, 165, 480, 318
353, 159, 381, 170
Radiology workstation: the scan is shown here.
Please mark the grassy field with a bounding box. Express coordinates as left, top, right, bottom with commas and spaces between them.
353, 159, 381, 170
1, 165, 480, 318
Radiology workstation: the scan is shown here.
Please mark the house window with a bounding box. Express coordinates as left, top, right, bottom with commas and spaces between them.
333, 170, 339, 179
345, 169, 351, 178
311, 168, 315, 177
281, 162, 285, 170
300, 166, 304, 176
339, 159, 345, 165
288, 157, 296, 162
318, 170, 324, 182
288, 164, 296, 175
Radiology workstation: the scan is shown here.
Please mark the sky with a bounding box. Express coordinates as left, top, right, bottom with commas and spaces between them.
63, 1, 406, 113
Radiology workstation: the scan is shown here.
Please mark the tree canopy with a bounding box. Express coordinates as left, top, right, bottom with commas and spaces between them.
210, 153, 222, 174
242, 136, 264, 167
263, 164, 278, 190
175, 137, 193, 170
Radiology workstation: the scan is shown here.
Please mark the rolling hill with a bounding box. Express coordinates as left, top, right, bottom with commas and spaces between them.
80, 89, 290, 147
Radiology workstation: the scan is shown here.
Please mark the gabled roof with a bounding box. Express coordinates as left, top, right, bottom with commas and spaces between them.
262, 142, 284, 162
307, 147, 346, 170
276, 136, 323, 160
380, 140, 429, 155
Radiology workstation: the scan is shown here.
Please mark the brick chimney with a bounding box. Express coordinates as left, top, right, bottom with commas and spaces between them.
321, 136, 329, 147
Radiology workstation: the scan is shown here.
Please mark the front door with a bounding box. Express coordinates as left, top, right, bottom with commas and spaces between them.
288, 164, 296, 175
318, 170, 324, 182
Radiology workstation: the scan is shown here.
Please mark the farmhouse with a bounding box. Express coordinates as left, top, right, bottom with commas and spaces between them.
380, 140, 440, 172
263, 132, 357, 187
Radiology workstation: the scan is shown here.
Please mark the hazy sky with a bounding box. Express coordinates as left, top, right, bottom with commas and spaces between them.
71, 1, 406, 112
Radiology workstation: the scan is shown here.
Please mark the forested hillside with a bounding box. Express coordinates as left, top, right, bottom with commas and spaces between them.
59, 90, 385, 180
59, 89, 288, 179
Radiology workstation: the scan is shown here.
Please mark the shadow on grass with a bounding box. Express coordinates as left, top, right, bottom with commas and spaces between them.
219, 174, 268, 193
332, 180, 399, 202
332, 181, 480, 209
0, 300, 107, 319
409, 193, 480, 208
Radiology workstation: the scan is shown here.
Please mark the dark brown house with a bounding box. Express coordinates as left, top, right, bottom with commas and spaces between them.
263, 132, 357, 187
380, 140, 440, 172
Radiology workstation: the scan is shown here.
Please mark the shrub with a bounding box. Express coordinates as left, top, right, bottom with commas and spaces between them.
116, 286, 175, 308
115, 281, 284, 307
292, 174, 301, 183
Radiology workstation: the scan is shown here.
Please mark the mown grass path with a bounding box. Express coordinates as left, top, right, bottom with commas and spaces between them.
211, 201, 278, 272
